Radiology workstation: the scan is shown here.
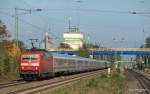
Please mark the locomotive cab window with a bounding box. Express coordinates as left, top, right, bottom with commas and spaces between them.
22, 55, 38, 62
31, 55, 38, 61
22, 55, 30, 61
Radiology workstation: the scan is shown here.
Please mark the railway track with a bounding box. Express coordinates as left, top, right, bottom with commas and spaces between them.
0, 80, 27, 89
7, 69, 106, 94
128, 69, 150, 94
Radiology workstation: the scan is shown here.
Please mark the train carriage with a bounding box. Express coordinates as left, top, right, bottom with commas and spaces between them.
19, 50, 111, 80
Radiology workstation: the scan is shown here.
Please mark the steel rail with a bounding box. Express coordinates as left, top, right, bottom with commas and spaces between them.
0, 80, 27, 89
128, 69, 150, 94
8, 70, 106, 94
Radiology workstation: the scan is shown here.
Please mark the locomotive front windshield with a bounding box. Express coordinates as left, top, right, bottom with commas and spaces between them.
22, 56, 30, 61
22, 54, 38, 62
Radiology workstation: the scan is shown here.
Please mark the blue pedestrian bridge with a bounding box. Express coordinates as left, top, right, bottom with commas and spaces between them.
48, 48, 150, 55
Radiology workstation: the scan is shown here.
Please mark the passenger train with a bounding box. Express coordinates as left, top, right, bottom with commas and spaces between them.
19, 50, 111, 80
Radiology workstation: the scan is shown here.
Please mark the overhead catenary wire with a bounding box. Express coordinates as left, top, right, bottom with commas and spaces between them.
0, 7, 150, 14
0, 7, 149, 42
0, 11, 44, 31
0, 11, 62, 45
0, 10, 63, 43
18, 0, 60, 41
33, 8, 131, 14
0, 11, 44, 37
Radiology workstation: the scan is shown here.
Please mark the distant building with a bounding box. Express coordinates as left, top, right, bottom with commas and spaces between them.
40, 32, 53, 50
63, 26, 83, 50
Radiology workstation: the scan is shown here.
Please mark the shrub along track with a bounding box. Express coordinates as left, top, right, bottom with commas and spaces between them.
6, 69, 106, 94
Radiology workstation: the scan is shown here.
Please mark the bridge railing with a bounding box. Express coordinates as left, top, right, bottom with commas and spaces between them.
48, 48, 75, 51
48, 48, 150, 51
90, 48, 150, 51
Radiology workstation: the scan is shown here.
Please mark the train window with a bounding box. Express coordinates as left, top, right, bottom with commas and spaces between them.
31, 55, 38, 61
22, 55, 30, 61
54, 58, 66, 65
68, 60, 74, 64
31, 57, 38, 61
22, 55, 38, 62
54, 58, 59, 63
31, 57, 37, 60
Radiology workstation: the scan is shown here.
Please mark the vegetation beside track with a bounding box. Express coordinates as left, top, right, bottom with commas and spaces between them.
0, 20, 20, 82
48, 71, 127, 94
0, 52, 19, 82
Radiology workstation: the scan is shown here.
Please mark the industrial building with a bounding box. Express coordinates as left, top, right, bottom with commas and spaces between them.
63, 26, 83, 50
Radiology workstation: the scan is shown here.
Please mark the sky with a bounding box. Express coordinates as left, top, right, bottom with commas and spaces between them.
0, 0, 150, 48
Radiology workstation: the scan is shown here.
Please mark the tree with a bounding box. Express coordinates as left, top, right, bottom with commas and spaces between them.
75, 43, 90, 58
85, 43, 101, 49
0, 20, 20, 80
145, 36, 150, 48
0, 20, 21, 59
58, 43, 71, 49
0, 20, 10, 42
0, 50, 11, 77
135, 36, 150, 70
12, 40, 26, 51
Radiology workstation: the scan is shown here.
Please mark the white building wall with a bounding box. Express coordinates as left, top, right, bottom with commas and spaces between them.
63, 33, 83, 50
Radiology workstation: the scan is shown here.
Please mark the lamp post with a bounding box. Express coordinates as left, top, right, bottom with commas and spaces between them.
112, 38, 117, 62
112, 38, 125, 61
130, 11, 150, 15
75, 0, 82, 28
113, 38, 125, 73
120, 38, 125, 75
44, 32, 49, 49
14, 8, 42, 47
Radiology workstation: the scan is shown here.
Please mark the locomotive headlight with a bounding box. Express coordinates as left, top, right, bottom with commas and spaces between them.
22, 66, 24, 69
35, 66, 38, 70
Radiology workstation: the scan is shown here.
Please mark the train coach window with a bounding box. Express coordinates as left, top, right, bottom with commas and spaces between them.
54, 58, 66, 65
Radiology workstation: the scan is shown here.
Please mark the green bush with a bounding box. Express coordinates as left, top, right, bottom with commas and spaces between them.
145, 64, 150, 69
100, 74, 107, 78
0, 52, 6, 77
0, 51, 19, 81
86, 79, 98, 88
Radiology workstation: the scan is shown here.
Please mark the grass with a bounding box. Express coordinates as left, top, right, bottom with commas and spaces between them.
0, 72, 19, 83
48, 72, 127, 94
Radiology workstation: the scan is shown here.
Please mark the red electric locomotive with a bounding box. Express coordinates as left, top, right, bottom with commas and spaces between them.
19, 50, 53, 80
